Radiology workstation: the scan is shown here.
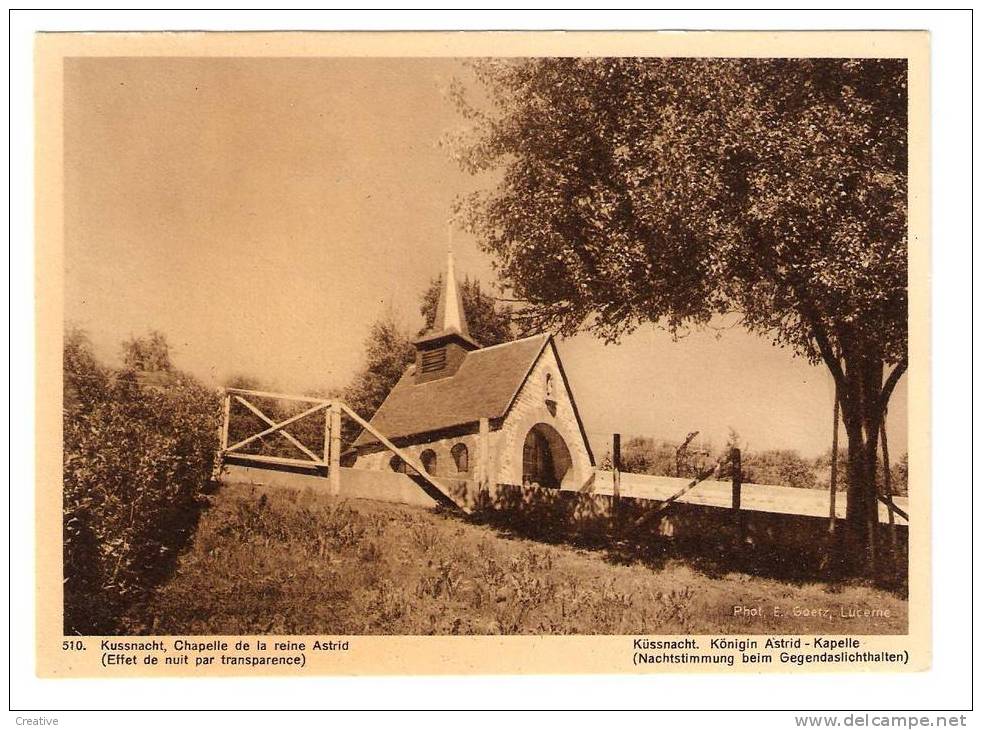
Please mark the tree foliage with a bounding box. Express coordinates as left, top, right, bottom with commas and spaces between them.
455, 58, 907, 555
455, 58, 906, 355
121, 330, 173, 372
341, 314, 417, 436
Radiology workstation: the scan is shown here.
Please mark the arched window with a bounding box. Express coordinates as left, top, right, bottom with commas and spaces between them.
389, 455, 419, 476
451, 443, 469, 473
544, 372, 555, 401
420, 449, 438, 475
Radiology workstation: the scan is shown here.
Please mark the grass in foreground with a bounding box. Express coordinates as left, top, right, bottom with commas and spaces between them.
140, 484, 907, 635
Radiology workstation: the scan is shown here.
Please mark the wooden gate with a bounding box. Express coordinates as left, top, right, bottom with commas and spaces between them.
218, 388, 470, 513
219, 387, 342, 488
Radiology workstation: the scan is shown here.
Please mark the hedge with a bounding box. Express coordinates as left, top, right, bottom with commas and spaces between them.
63, 332, 221, 634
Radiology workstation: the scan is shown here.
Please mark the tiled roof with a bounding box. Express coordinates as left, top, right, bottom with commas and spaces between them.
352, 334, 549, 448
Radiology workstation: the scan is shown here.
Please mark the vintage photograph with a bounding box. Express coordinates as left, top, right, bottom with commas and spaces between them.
39, 31, 928, 673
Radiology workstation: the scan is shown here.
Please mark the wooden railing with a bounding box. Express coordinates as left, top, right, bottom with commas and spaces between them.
218, 388, 469, 513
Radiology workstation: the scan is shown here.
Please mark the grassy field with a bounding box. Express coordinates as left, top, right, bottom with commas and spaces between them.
139, 483, 907, 635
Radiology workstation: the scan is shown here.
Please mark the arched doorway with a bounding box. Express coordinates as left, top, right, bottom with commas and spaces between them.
522, 423, 573, 488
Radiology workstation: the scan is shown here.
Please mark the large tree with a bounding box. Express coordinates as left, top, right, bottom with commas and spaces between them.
455, 58, 907, 561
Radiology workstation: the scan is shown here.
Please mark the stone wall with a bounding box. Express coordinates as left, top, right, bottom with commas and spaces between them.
352, 430, 488, 481
461, 481, 908, 581
220, 463, 441, 509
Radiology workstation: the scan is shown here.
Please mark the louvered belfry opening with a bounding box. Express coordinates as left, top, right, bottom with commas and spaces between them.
413, 250, 480, 384
420, 347, 448, 373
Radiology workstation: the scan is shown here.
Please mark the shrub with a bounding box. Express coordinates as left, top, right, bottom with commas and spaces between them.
600, 435, 716, 478
63, 330, 220, 634
743, 449, 818, 489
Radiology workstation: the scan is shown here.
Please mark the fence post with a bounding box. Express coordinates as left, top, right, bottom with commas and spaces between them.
880, 419, 898, 565
730, 447, 741, 509
323, 404, 331, 470
612, 433, 621, 527
213, 389, 231, 480
329, 402, 342, 495
731, 447, 743, 547
221, 390, 231, 452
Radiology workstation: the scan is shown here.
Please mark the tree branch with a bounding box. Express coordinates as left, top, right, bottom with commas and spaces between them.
741, 242, 848, 394
791, 286, 847, 393
879, 359, 908, 413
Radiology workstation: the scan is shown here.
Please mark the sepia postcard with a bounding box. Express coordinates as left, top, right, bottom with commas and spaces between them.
35, 30, 930, 677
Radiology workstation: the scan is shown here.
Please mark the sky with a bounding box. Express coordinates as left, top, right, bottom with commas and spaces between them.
63, 56, 907, 458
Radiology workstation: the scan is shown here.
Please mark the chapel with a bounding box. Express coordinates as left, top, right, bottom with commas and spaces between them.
349, 252, 594, 490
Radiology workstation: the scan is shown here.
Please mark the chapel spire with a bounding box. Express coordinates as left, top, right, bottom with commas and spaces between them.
413, 247, 480, 383
432, 249, 472, 340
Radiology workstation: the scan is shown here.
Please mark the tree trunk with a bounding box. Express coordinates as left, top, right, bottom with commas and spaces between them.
843, 424, 878, 567
838, 352, 887, 572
